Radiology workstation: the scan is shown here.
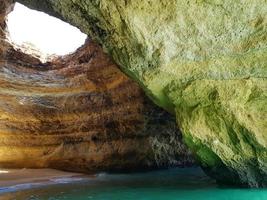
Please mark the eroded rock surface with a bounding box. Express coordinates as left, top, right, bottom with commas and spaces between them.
16, 0, 267, 187
0, 0, 194, 173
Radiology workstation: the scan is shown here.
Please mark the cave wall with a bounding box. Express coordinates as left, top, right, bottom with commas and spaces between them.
14, 0, 267, 187
0, 0, 194, 173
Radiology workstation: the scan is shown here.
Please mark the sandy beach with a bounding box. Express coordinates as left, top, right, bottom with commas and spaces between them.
0, 168, 87, 188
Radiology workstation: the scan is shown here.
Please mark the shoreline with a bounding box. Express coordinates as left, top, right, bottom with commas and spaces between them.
0, 168, 91, 190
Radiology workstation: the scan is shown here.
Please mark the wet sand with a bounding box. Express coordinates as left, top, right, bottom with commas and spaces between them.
0, 168, 86, 187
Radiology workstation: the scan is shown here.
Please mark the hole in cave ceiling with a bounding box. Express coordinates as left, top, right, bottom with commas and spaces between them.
6, 2, 87, 62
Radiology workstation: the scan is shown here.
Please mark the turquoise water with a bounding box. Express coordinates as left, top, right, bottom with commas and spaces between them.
1, 167, 267, 200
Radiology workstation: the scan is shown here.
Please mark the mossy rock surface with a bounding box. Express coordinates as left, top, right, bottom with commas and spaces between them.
17, 0, 267, 187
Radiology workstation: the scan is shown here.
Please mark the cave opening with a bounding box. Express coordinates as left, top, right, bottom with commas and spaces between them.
6, 2, 87, 62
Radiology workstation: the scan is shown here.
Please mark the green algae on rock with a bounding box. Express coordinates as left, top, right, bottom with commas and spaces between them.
16, 0, 267, 187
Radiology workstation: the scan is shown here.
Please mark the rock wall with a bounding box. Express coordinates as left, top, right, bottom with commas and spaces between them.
0, 0, 194, 173
15, 0, 267, 187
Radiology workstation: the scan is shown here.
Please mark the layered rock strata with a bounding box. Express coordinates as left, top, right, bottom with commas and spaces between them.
16, 0, 267, 187
0, 0, 194, 173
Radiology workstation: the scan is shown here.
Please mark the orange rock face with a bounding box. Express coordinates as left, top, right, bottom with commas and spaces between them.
0, 0, 194, 173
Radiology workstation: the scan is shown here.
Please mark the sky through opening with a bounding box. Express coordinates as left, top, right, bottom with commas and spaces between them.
7, 3, 87, 57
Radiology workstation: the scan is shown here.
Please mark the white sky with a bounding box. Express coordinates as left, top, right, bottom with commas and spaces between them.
7, 3, 87, 56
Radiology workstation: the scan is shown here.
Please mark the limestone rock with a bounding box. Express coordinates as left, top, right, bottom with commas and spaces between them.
0, 1, 194, 173
16, 0, 267, 187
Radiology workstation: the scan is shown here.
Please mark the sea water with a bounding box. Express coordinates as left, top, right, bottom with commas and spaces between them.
0, 167, 266, 200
